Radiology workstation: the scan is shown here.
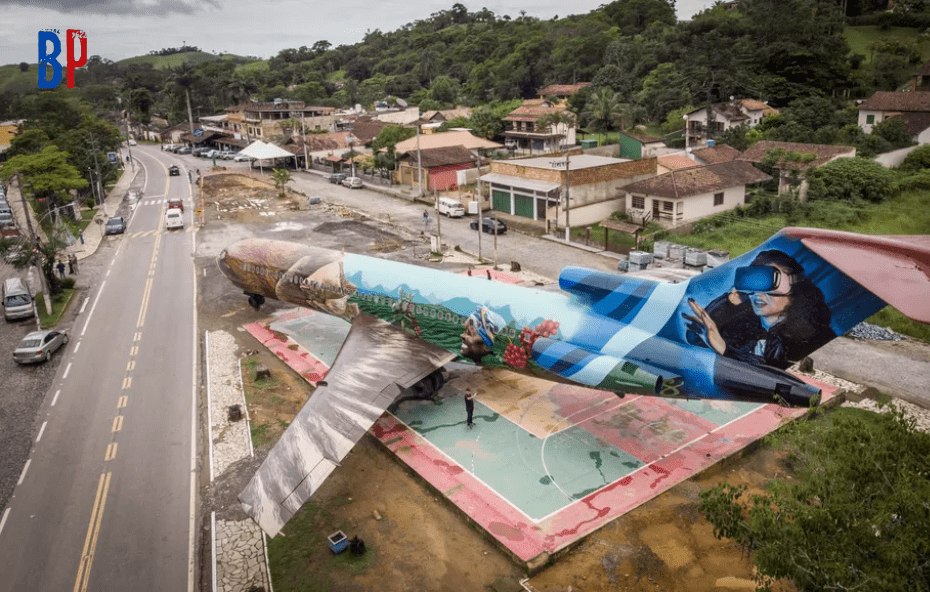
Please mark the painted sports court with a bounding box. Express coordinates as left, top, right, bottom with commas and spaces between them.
245, 306, 835, 569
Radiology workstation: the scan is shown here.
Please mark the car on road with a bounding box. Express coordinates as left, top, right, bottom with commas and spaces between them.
13, 329, 69, 364
168, 165, 180, 176
105, 216, 126, 235
168, 198, 184, 212
470, 217, 507, 234
341, 176, 363, 189
221, 151, 237, 160
177, 146, 192, 155
165, 208, 184, 230
329, 173, 347, 184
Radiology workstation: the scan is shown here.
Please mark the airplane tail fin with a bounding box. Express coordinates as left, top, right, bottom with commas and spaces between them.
677, 227, 930, 368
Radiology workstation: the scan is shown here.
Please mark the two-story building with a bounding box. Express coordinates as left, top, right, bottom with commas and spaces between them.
684, 99, 777, 149
502, 100, 576, 155
481, 154, 656, 227
737, 141, 855, 199
224, 100, 337, 142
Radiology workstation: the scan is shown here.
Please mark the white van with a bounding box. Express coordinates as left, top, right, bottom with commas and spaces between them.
438, 197, 466, 218
165, 209, 184, 230
3, 277, 35, 321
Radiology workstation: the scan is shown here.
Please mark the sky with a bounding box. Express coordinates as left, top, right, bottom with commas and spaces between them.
1, 0, 714, 67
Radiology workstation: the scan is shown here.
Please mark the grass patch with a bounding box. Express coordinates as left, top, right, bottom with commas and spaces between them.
844, 26, 930, 64
267, 495, 376, 592
250, 423, 272, 448
35, 288, 74, 328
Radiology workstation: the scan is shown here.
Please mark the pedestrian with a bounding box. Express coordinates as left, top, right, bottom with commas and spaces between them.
67, 254, 74, 275
56, 260, 65, 279
69, 253, 78, 274
465, 389, 475, 429
423, 210, 429, 230
79, 230, 84, 244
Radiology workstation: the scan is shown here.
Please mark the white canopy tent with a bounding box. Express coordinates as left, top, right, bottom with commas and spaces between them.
239, 141, 296, 174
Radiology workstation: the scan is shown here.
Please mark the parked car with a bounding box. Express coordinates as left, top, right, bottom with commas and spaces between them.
470, 217, 507, 234
105, 216, 126, 235
13, 329, 69, 364
329, 173, 347, 184
233, 153, 252, 162
223, 151, 238, 160
165, 208, 184, 230
168, 165, 180, 176
128, 139, 137, 146
168, 198, 184, 212
0, 212, 14, 226
177, 146, 192, 155
341, 176, 363, 189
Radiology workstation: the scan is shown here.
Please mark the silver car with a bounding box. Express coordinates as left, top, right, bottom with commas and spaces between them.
13, 329, 69, 364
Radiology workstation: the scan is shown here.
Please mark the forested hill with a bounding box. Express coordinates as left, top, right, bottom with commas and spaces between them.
1, 0, 928, 129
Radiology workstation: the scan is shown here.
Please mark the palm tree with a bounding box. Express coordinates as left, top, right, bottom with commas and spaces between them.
168, 63, 198, 133
226, 75, 258, 104
582, 88, 624, 147
536, 111, 577, 151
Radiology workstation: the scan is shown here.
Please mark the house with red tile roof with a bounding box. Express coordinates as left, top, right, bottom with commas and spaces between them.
396, 146, 478, 191
623, 161, 771, 228
737, 141, 855, 199
684, 99, 778, 149
537, 83, 591, 99
657, 154, 701, 174
502, 99, 576, 155
858, 91, 930, 143
690, 144, 741, 165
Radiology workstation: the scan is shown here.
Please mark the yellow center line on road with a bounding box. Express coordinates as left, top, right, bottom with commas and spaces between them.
73, 471, 111, 592
112, 416, 123, 433
105, 443, 117, 461
118, 396, 128, 409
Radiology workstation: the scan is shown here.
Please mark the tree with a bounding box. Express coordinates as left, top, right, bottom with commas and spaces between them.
582, 87, 624, 145
536, 111, 577, 150
898, 143, 930, 171
227, 75, 259, 104
700, 405, 930, 592
602, 0, 677, 36
167, 63, 198, 130
467, 104, 506, 140
271, 169, 292, 197
806, 157, 896, 203
635, 62, 690, 120
371, 125, 416, 152
871, 118, 912, 149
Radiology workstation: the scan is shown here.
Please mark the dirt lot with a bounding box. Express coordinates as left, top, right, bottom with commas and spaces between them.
195, 172, 855, 592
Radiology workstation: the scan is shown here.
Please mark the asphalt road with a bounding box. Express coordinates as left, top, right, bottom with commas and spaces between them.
0, 150, 198, 592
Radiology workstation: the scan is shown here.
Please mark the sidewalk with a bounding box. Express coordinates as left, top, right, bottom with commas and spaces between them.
67, 164, 140, 261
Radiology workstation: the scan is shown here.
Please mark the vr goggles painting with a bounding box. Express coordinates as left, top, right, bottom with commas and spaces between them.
734, 265, 794, 296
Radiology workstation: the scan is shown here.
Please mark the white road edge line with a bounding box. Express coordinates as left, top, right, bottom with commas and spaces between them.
79, 296, 89, 314
36, 421, 47, 443
211, 511, 217, 592
81, 280, 106, 337
0, 508, 10, 537
205, 331, 214, 482
188, 219, 199, 592
51, 389, 60, 407
17, 459, 30, 486
63, 362, 71, 379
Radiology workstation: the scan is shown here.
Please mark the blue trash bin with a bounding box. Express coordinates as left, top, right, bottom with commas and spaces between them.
327, 530, 348, 554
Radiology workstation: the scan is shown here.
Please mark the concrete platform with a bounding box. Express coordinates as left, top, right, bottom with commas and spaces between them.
244, 307, 836, 571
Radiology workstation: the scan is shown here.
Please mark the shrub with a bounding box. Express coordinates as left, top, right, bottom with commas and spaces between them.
806, 157, 896, 203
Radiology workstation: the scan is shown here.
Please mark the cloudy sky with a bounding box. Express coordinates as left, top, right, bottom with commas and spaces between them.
2, 0, 713, 66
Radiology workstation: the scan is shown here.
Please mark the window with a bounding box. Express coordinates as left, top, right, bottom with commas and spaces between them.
866, 114, 875, 125
662, 200, 673, 212
631, 195, 645, 209
714, 192, 724, 206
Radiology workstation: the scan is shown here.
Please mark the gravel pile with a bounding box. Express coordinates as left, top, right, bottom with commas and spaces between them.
845, 322, 903, 341
842, 397, 930, 434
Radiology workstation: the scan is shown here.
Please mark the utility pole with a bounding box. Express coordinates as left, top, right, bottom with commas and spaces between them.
16, 173, 52, 315
416, 124, 423, 198
564, 148, 571, 242
475, 153, 483, 261
301, 115, 309, 172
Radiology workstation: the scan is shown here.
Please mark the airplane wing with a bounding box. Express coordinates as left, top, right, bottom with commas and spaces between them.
239, 313, 456, 537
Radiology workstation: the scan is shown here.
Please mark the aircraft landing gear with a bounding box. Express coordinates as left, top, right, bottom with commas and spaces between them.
410, 369, 446, 399
246, 292, 265, 310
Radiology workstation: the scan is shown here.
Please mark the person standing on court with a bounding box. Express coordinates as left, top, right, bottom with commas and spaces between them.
465, 389, 475, 429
